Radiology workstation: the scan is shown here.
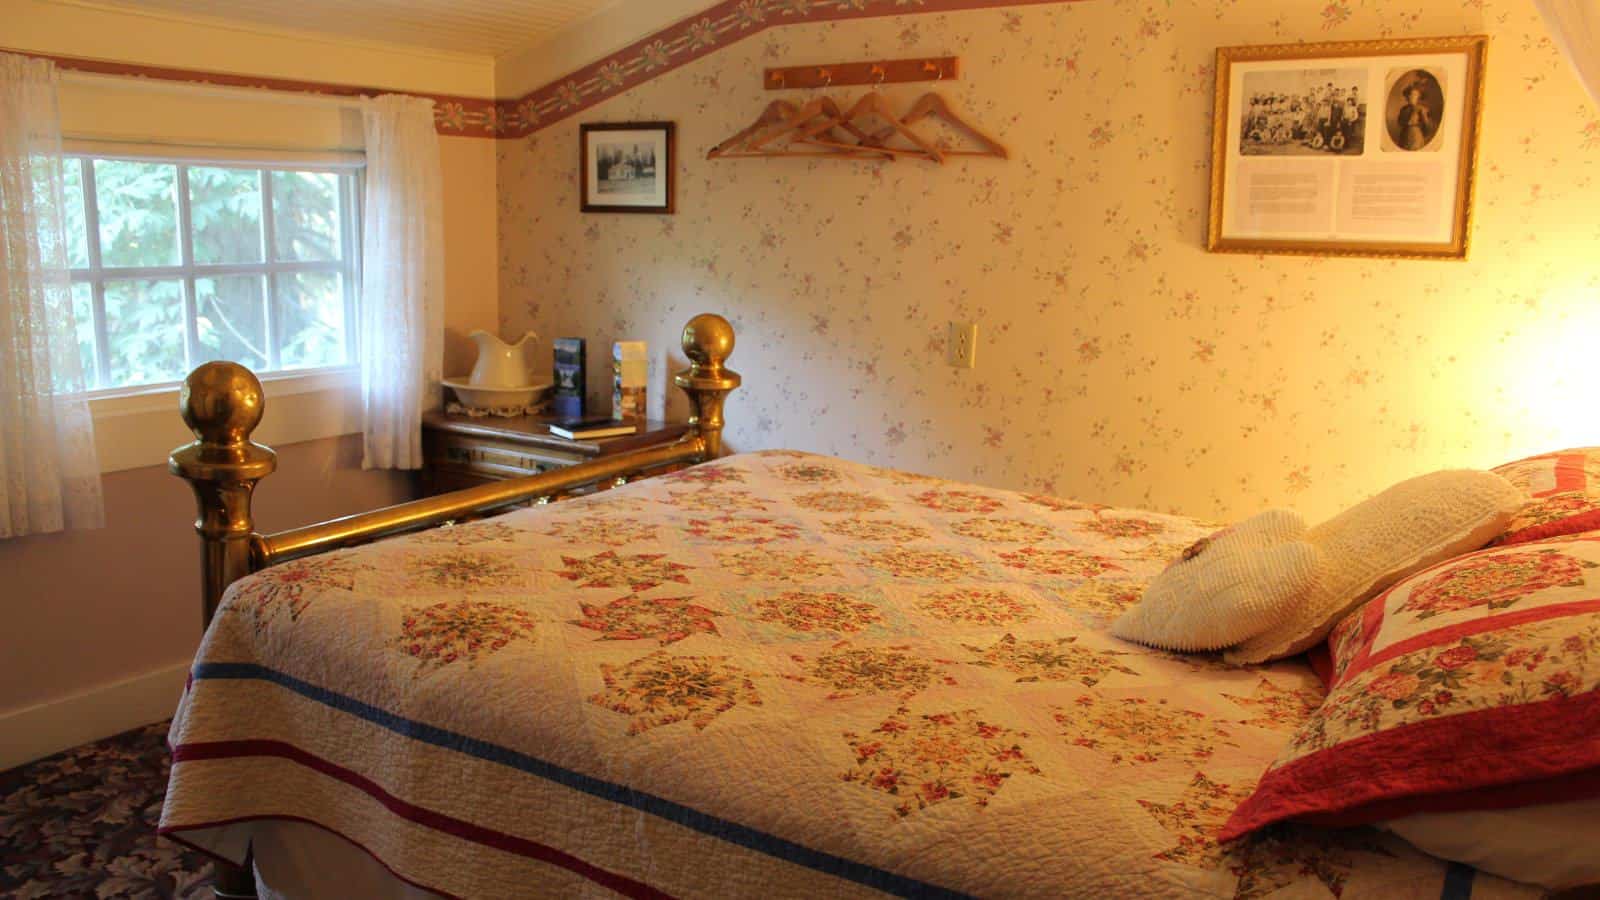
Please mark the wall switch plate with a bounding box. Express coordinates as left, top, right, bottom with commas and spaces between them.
947, 321, 977, 369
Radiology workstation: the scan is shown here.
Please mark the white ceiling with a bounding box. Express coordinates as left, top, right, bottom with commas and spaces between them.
75, 0, 625, 59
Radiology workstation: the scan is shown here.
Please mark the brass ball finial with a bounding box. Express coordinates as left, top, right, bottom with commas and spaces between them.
180, 361, 265, 446
681, 313, 735, 370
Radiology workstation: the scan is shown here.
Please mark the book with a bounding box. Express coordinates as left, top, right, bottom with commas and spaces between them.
612, 340, 647, 422
548, 417, 639, 440
552, 337, 586, 419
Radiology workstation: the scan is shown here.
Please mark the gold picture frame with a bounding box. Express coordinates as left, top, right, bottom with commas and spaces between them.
1207, 35, 1487, 260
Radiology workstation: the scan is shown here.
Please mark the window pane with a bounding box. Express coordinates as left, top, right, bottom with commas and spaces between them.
104, 279, 186, 386
275, 272, 346, 368
196, 276, 268, 369
62, 159, 89, 269
189, 167, 263, 265
271, 171, 341, 262
94, 160, 180, 268
70, 282, 97, 388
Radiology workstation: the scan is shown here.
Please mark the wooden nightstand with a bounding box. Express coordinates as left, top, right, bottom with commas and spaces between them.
421, 411, 692, 497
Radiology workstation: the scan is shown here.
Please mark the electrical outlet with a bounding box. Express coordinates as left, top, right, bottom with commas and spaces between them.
947, 321, 977, 369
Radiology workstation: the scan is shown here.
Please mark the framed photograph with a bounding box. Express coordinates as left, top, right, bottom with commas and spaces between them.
1207, 36, 1487, 259
580, 121, 675, 214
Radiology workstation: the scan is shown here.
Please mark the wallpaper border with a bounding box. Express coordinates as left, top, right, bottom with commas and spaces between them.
496, 0, 1085, 139
5, 0, 1081, 139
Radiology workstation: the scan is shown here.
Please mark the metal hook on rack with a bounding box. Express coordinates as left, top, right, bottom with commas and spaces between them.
818, 67, 833, 87
871, 63, 887, 84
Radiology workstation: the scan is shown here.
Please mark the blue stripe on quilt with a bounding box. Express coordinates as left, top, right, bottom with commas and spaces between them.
1440, 862, 1476, 900
191, 662, 973, 899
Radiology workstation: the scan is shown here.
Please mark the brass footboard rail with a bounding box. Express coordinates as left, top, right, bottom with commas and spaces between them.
171, 312, 739, 627
253, 438, 705, 566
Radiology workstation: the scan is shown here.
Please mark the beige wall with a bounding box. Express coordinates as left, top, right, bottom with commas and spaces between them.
3, 0, 493, 96
439, 135, 502, 376
0, 4, 500, 722
498, 0, 1599, 524
0, 437, 411, 713
494, 0, 708, 98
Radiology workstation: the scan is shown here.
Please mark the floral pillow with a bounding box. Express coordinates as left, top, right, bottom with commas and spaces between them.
1491, 448, 1600, 545
1220, 532, 1600, 841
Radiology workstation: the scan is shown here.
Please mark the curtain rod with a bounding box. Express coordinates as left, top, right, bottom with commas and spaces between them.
59, 69, 372, 111
63, 134, 366, 159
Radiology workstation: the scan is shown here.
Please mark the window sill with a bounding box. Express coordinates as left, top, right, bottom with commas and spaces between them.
89, 367, 361, 474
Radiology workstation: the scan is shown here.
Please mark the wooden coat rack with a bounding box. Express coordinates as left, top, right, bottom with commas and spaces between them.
764, 56, 959, 90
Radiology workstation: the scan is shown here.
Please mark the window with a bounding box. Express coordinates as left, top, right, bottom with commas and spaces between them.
60, 156, 360, 391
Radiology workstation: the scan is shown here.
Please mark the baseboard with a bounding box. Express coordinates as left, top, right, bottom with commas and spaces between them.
0, 661, 190, 773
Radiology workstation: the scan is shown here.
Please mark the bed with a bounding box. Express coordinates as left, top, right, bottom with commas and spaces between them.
158, 315, 1543, 899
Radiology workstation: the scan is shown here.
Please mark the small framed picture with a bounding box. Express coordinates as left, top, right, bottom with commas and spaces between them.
1207, 36, 1487, 259
580, 121, 675, 214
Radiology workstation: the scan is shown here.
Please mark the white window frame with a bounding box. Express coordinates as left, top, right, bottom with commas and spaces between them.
67, 154, 363, 391
61, 154, 367, 473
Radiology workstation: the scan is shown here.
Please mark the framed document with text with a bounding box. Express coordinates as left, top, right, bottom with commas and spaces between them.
1207, 35, 1487, 259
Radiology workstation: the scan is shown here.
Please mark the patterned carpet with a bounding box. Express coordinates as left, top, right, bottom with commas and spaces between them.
0, 721, 214, 899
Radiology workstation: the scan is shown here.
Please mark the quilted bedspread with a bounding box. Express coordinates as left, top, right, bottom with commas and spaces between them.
161, 451, 1540, 899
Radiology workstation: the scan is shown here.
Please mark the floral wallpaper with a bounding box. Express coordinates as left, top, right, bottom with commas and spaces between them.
497, 0, 1600, 523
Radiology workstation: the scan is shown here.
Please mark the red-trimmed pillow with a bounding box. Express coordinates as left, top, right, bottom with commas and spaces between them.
1220, 532, 1600, 841
1491, 448, 1600, 545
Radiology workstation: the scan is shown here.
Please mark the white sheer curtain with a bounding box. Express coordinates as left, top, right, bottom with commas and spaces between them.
359, 94, 444, 470
1538, 0, 1600, 105
0, 52, 103, 538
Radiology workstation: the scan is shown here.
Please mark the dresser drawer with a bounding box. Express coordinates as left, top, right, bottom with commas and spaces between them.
425, 436, 584, 472
420, 411, 690, 499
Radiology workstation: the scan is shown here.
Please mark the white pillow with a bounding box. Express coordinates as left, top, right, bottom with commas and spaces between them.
1112, 509, 1319, 652
1224, 470, 1525, 665
1384, 801, 1600, 890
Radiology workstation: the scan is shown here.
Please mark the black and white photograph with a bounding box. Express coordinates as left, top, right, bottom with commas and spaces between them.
1239, 67, 1367, 156
595, 141, 658, 195
580, 121, 675, 213
1383, 67, 1446, 152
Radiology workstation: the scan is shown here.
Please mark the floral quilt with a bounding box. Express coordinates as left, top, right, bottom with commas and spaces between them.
160, 451, 1539, 899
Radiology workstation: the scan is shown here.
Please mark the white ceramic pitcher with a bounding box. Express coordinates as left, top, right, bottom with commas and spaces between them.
468, 330, 539, 387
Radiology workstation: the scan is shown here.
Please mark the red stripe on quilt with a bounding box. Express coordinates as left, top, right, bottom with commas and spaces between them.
170, 740, 673, 899
1549, 453, 1589, 495
1219, 687, 1600, 840
1332, 534, 1600, 681
1502, 509, 1600, 544
1339, 597, 1600, 683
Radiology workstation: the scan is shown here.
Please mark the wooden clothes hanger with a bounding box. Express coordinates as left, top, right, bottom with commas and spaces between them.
707, 100, 799, 159
706, 58, 1006, 164
796, 91, 945, 162
739, 96, 894, 159
865, 92, 1008, 158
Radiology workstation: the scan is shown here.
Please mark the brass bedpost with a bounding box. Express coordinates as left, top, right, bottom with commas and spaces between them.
169, 362, 277, 629
676, 313, 742, 459
168, 362, 273, 900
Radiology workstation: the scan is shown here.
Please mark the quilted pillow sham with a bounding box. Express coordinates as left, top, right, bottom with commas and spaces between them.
1225, 470, 1525, 664
1220, 532, 1600, 841
1491, 447, 1600, 545
1111, 509, 1319, 651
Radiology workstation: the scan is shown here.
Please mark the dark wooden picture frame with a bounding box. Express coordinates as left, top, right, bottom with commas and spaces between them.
580, 121, 676, 214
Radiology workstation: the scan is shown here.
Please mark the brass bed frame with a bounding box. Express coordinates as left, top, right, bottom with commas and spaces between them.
167, 313, 740, 899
